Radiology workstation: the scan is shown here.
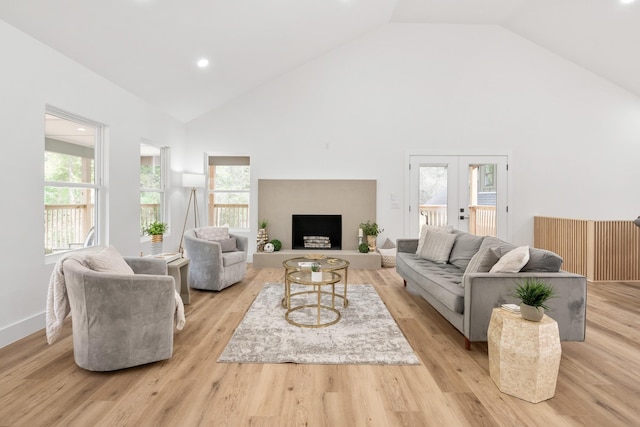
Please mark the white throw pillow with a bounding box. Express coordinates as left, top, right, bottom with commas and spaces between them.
416, 224, 454, 254
419, 231, 457, 264
195, 226, 229, 241
85, 246, 134, 274
489, 246, 530, 273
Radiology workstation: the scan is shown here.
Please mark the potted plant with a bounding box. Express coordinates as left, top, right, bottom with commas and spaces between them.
359, 220, 383, 252
144, 221, 168, 255
311, 263, 322, 282
512, 278, 556, 322
358, 243, 370, 253
270, 239, 282, 251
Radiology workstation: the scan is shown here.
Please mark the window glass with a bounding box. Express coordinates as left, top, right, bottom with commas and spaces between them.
44, 112, 100, 254
140, 143, 167, 235
208, 158, 250, 229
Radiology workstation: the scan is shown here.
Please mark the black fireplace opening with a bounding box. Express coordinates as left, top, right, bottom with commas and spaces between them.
292, 214, 342, 250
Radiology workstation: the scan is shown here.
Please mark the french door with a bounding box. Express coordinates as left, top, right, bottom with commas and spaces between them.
408, 155, 509, 240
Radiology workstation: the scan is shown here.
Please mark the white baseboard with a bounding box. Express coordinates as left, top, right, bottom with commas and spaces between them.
0, 311, 45, 349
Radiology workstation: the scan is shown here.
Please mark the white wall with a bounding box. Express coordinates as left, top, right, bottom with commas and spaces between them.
0, 20, 187, 348
186, 23, 640, 254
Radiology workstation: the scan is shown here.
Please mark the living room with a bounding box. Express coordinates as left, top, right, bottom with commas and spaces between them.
1, 1, 639, 425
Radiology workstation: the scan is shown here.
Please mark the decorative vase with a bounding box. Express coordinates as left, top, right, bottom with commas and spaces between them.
520, 303, 544, 322
150, 234, 163, 255
257, 228, 268, 252
311, 271, 322, 282
367, 235, 377, 252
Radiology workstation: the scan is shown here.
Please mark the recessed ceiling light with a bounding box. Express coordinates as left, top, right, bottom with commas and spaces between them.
621, 0, 635, 4
77, 127, 86, 131
197, 58, 209, 68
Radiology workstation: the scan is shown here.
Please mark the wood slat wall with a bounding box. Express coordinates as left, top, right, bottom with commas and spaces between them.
534, 216, 640, 282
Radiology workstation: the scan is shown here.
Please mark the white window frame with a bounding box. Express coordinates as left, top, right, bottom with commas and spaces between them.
44, 106, 104, 260
140, 142, 169, 239
207, 156, 251, 230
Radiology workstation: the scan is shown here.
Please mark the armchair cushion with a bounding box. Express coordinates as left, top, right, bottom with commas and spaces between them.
195, 226, 229, 241
85, 246, 134, 275
222, 250, 246, 267
219, 237, 238, 252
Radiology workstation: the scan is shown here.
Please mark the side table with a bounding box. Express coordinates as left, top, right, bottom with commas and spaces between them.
488, 308, 561, 403
168, 258, 190, 304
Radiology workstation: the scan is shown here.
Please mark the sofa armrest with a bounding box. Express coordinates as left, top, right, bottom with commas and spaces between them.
397, 239, 418, 254
463, 271, 587, 342
125, 257, 168, 275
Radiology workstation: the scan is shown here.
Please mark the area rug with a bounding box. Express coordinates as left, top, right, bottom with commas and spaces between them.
218, 283, 420, 365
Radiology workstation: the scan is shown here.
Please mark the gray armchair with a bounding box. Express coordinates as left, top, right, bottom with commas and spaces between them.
62, 257, 175, 371
184, 229, 248, 291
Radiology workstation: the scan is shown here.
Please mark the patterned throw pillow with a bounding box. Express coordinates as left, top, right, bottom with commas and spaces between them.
489, 246, 530, 273
85, 246, 134, 274
465, 246, 500, 274
195, 226, 229, 241
418, 231, 457, 264
416, 224, 454, 255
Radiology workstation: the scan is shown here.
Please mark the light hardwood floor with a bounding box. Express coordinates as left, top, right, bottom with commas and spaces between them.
0, 266, 638, 426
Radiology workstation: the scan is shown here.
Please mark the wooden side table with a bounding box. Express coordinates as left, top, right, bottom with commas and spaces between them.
488, 308, 561, 403
168, 257, 190, 304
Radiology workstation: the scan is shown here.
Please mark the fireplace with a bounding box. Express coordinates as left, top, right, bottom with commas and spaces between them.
292, 215, 342, 250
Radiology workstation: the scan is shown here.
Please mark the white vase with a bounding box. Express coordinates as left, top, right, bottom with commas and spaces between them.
150, 234, 163, 255
311, 271, 322, 282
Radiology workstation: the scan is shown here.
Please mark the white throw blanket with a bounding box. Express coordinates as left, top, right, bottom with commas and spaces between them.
46, 255, 186, 344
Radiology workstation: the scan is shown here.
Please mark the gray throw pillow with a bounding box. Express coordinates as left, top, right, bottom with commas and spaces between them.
479, 236, 516, 257
464, 246, 500, 274
521, 248, 563, 272
419, 231, 457, 264
218, 237, 238, 253
449, 233, 485, 270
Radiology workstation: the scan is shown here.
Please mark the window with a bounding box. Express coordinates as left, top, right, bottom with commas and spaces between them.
208, 156, 250, 229
140, 143, 168, 236
44, 110, 102, 254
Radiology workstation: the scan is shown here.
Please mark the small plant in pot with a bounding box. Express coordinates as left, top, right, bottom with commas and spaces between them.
512, 278, 556, 322
311, 263, 322, 282
144, 221, 168, 255
359, 220, 383, 251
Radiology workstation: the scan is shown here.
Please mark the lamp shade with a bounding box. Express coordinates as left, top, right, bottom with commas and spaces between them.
182, 173, 205, 188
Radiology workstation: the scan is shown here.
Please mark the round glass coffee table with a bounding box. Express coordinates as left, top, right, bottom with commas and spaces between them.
282, 256, 350, 308
285, 270, 342, 328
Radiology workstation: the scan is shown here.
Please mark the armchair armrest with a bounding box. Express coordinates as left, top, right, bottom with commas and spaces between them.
125, 257, 168, 275
230, 233, 249, 255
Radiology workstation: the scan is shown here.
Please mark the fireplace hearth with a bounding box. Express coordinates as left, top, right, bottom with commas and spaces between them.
292, 215, 342, 250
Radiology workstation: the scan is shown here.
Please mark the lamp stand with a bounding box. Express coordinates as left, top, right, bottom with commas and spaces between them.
179, 187, 200, 256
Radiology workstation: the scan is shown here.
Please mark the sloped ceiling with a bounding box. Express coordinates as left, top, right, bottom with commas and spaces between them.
0, 0, 638, 122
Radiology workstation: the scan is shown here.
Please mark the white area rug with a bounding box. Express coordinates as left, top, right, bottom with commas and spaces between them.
218, 283, 420, 365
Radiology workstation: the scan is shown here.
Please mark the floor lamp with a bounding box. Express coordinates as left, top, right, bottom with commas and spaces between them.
179, 173, 206, 256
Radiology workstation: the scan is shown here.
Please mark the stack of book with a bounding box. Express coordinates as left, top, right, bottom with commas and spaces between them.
500, 303, 521, 313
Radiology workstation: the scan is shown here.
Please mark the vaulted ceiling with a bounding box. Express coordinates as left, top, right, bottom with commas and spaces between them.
1, 0, 638, 122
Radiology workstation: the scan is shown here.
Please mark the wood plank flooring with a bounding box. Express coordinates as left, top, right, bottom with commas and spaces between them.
0, 267, 638, 426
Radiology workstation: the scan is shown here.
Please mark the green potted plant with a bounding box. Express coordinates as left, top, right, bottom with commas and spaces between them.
269, 239, 282, 251
358, 243, 370, 253
359, 220, 383, 251
512, 278, 556, 322
144, 221, 168, 255
311, 263, 322, 282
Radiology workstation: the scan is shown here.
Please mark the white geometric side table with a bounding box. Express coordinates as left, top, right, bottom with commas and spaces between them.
488, 308, 561, 403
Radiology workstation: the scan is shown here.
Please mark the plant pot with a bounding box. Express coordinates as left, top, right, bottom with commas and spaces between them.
257, 228, 269, 252
150, 234, 163, 255
367, 235, 377, 252
311, 271, 323, 282
520, 303, 544, 322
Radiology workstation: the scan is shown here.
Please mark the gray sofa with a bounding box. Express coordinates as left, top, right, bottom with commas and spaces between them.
184, 229, 248, 291
396, 230, 587, 349
63, 256, 176, 371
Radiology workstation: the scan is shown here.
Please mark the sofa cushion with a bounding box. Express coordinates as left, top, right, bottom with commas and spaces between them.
85, 246, 135, 274
449, 232, 485, 270
416, 224, 454, 254
419, 231, 457, 264
222, 250, 245, 267
479, 236, 516, 257
464, 246, 500, 275
490, 246, 530, 273
397, 252, 464, 314
195, 226, 229, 241
521, 248, 563, 272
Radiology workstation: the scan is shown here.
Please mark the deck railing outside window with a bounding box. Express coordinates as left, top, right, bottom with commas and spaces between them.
419, 205, 496, 237
209, 203, 249, 229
